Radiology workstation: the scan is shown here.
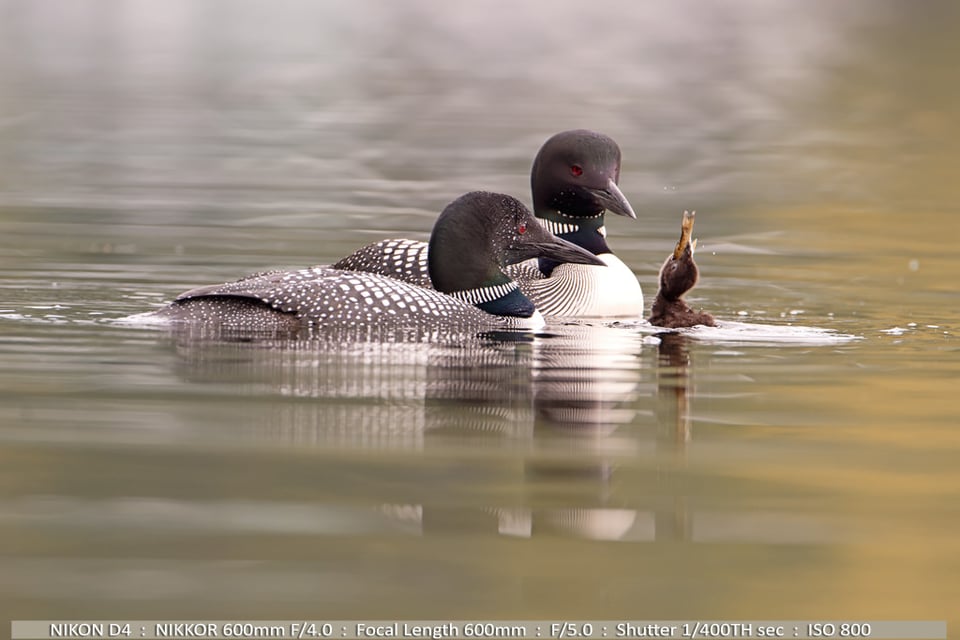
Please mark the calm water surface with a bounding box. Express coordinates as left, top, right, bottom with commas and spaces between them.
1, 0, 959, 627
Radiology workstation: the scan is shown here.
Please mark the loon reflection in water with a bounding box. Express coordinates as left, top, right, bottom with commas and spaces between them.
158, 319, 696, 542
137, 192, 603, 331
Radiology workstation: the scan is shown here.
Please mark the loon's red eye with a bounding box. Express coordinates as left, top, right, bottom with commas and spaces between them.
570, 164, 583, 177
517, 222, 527, 234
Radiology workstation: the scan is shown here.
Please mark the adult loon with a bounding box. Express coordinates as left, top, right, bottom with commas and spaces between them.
335, 130, 643, 318
648, 210, 715, 328
142, 192, 604, 330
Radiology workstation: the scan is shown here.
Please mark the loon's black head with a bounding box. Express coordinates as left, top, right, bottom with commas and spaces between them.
428, 191, 605, 318
531, 129, 636, 224
530, 130, 636, 272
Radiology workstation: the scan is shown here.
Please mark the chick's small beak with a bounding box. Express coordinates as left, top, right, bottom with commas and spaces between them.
673, 210, 697, 260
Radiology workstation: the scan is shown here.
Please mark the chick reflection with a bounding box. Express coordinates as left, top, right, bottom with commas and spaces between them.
652, 331, 697, 541
654, 332, 695, 449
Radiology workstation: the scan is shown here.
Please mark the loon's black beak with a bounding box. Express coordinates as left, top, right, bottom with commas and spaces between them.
505, 219, 606, 267
587, 178, 637, 219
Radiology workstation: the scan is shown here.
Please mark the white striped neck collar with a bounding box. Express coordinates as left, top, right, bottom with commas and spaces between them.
540, 217, 606, 239
448, 281, 520, 306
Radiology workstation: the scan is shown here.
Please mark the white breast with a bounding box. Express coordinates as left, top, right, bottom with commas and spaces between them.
509, 253, 644, 319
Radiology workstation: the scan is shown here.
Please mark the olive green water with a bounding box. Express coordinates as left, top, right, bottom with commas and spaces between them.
1, 0, 959, 630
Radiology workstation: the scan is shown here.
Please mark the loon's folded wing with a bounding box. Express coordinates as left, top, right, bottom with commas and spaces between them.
170, 266, 492, 326
333, 239, 432, 288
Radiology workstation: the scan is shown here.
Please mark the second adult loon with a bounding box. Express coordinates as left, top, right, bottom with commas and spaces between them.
334, 130, 643, 318
138, 192, 603, 330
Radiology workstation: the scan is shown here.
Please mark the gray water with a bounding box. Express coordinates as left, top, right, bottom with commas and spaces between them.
1, 0, 959, 627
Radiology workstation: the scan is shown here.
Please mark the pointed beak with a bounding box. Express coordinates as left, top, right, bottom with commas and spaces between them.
588, 178, 637, 219
529, 235, 607, 267
505, 219, 606, 267
673, 210, 696, 260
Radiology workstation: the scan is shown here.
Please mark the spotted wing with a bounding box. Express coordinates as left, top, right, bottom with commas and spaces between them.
333, 239, 433, 288
173, 266, 491, 327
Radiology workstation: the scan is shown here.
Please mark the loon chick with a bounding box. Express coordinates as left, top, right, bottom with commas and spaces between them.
146, 192, 604, 330
648, 210, 715, 329
335, 130, 642, 318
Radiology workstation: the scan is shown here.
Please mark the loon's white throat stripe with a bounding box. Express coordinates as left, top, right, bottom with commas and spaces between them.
450, 282, 519, 305
542, 218, 606, 238
542, 218, 579, 236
